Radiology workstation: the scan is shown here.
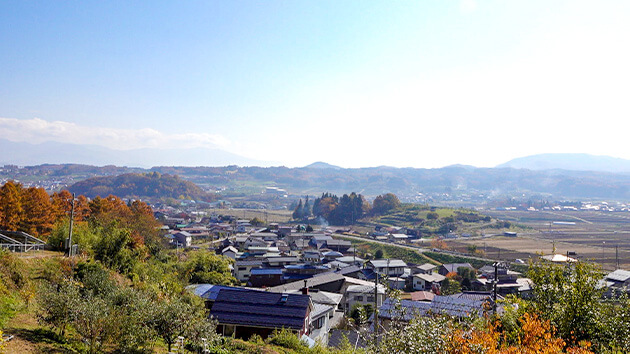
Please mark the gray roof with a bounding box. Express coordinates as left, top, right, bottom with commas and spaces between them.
235, 260, 264, 266
325, 239, 352, 246
268, 272, 345, 292
606, 269, 630, 282
336, 256, 365, 263
369, 259, 407, 268
346, 284, 385, 294
265, 256, 299, 263
312, 302, 335, 319
413, 273, 446, 282
417, 263, 437, 271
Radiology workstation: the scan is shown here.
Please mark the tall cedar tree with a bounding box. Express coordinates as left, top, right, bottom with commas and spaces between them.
292, 199, 304, 220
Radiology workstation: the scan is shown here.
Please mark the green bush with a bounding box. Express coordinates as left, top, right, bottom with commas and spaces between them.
266, 328, 306, 350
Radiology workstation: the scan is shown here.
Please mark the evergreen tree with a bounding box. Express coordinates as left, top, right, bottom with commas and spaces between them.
292, 199, 304, 220
303, 196, 312, 218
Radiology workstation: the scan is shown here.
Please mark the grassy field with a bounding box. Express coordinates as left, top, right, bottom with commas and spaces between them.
204, 208, 293, 224
336, 235, 443, 266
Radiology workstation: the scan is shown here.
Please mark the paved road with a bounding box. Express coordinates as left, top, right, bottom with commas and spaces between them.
335, 234, 503, 264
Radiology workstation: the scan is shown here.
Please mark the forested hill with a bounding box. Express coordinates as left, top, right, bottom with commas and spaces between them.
68, 172, 213, 201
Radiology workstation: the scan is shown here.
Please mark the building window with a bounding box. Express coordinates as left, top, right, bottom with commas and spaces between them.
313, 316, 325, 329
354, 296, 363, 301
367, 296, 374, 302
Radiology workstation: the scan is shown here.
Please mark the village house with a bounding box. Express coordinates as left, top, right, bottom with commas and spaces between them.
411, 272, 446, 291
209, 288, 313, 340
366, 259, 408, 277
344, 284, 386, 314
413, 263, 437, 275
234, 259, 263, 282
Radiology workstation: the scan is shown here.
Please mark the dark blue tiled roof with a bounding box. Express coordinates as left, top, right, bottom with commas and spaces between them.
210, 289, 310, 331
196, 285, 245, 301
282, 273, 312, 281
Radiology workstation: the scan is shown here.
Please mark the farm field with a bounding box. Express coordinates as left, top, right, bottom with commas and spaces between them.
204, 208, 293, 223
451, 210, 630, 271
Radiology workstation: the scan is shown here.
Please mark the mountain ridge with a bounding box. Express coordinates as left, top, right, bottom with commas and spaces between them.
497, 153, 630, 174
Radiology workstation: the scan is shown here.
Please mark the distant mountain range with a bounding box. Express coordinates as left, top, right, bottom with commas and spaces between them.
0, 139, 268, 168
6, 144, 630, 201
497, 153, 630, 174
304, 162, 343, 170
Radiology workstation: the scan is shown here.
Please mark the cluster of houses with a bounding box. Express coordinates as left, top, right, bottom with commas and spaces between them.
155, 214, 630, 348
178, 222, 542, 347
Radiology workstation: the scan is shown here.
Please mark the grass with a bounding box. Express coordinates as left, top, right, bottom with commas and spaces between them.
204, 208, 293, 224
335, 236, 436, 265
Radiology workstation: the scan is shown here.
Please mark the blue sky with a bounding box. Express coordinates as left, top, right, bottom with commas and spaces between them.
2, 1, 629, 168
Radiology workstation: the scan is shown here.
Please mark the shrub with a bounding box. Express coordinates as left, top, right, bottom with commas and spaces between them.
266, 328, 305, 350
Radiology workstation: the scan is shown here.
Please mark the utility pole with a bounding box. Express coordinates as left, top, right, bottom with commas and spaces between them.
67, 193, 75, 257
374, 271, 379, 347
492, 262, 499, 316
616, 245, 619, 269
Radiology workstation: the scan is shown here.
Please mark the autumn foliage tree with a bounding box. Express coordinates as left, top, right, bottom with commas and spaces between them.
371, 193, 401, 215
0, 180, 24, 231
312, 192, 370, 225
20, 187, 55, 236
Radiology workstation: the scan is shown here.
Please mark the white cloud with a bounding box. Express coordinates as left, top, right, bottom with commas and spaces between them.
0, 117, 231, 151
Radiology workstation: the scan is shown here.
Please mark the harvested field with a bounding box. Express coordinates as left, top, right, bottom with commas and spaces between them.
453, 210, 630, 270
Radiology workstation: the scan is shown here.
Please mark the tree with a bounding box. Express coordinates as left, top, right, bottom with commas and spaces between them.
312, 192, 339, 220
440, 278, 461, 295
328, 192, 370, 225
0, 181, 24, 231
151, 297, 197, 352
108, 287, 159, 352
51, 190, 73, 221
180, 250, 237, 285
93, 226, 136, 273
250, 217, 264, 226
375, 249, 384, 260
527, 258, 604, 346
303, 196, 312, 218
72, 293, 113, 354
37, 280, 80, 337
372, 193, 401, 215
47, 220, 98, 253
292, 199, 304, 220
20, 187, 54, 237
